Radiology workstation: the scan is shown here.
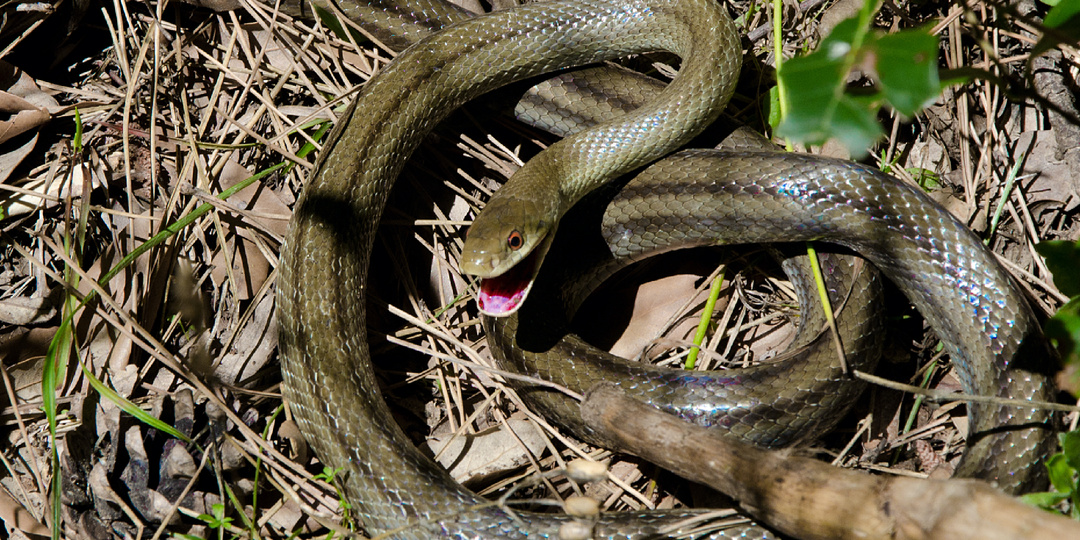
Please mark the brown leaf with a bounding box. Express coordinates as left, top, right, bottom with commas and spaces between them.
0, 131, 37, 185
214, 292, 278, 385
1015, 130, 1080, 212
607, 273, 707, 359
427, 416, 547, 485
0, 61, 54, 145
209, 159, 289, 300
0, 487, 49, 539
0, 328, 55, 402
0, 288, 58, 325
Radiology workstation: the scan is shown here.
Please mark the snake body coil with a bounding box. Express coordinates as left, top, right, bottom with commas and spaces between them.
278, 1, 1056, 538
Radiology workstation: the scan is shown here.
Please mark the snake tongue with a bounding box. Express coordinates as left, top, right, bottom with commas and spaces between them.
476, 248, 543, 317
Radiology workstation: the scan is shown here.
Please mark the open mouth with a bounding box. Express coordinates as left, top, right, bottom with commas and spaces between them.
476, 245, 545, 317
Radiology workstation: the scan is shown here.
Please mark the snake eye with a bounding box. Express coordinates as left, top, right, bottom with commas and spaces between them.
506, 230, 524, 251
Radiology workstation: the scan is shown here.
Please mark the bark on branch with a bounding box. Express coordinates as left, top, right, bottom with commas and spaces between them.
580, 383, 1079, 540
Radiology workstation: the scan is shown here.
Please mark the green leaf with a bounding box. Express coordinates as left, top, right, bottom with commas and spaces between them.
1045, 0, 1080, 27
311, 4, 346, 42
73, 107, 84, 155
1044, 299, 1080, 348
832, 94, 885, 153
1061, 430, 1080, 473
776, 14, 886, 156
874, 29, 941, 116
1021, 490, 1070, 508
313, 466, 342, 482
1044, 300, 1080, 396
1032, 0, 1080, 58
776, 1, 953, 157
1046, 453, 1076, 494
1036, 240, 1080, 297
767, 85, 782, 131
776, 42, 884, 154
82, 362, 193, 444
819, 12, 866, 52
312, 3, 369, 45
199, 503, 233, 529
907, 168, 941, 190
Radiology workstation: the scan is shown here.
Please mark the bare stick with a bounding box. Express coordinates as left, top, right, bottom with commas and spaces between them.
580, 383, 1079, 540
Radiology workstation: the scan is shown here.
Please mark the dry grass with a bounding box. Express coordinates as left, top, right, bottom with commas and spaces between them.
0, 0, 1077, 538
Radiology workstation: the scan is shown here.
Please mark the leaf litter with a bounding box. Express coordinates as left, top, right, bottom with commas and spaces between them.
0, 0, 1077, 538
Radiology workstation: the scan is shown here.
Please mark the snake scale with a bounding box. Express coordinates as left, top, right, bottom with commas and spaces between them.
276, 0, 1057, 538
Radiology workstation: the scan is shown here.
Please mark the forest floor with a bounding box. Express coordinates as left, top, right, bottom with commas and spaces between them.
1, 0, 1078, 538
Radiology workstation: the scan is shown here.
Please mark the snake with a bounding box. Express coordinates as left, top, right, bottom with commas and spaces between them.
276, 0, 1057, 538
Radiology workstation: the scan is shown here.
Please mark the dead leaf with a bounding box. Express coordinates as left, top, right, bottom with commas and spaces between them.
905, 135, 952, 178
209, 159, 289, 300
607, 273, 707, 359
428, 195, 472, 307
0, 486, 49, 539
265, 497, 306, 537
277, 419, 309, 466
573, 253, 727, 361
0, 97, 49, 145
3, 160, 103, 217
0, 288, 58, 325
0, 60, 55, 145
583, 459, 641, 504
214, 292, 278, 385
0, 329, 55, 402
1016, 130, 1080, 212
233, 22, 325, 75
0, 131, 37, 185
427, 416, 547, 485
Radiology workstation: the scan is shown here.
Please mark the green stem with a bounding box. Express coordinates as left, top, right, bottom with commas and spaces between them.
806, 243, 847, 373
686, 269, 725, 370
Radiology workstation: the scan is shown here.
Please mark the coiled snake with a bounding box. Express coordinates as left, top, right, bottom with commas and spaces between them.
276, 1, 1056, 537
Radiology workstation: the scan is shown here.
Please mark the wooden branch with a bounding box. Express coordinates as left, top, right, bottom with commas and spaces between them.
580, 383, 1080, 540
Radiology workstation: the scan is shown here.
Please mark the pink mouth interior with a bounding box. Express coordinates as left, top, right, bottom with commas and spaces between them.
477, 249, 542, 317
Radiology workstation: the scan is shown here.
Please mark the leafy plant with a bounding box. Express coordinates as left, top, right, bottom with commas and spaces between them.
199, 503, 235, 534
776, 0, 943, 156
1023, 432, 1080, 518
1037, 240, 1080, 395
1024, 239, 1080, 516
313, 466, 354, 524
1031, 0, 1080, 59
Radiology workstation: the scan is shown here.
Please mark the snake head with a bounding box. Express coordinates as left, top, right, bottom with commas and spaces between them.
461, 195, 558, 317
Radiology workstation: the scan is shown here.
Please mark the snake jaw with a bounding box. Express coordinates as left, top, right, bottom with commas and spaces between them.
462, 194, 560, 315
476, 254, 537, 316
475, 229, 556, 317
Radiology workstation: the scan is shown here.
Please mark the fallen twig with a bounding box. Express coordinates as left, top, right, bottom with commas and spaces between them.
580, 383, 1079, 540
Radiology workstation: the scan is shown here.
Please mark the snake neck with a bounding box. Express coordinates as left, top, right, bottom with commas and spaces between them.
458, 0, 741, 281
